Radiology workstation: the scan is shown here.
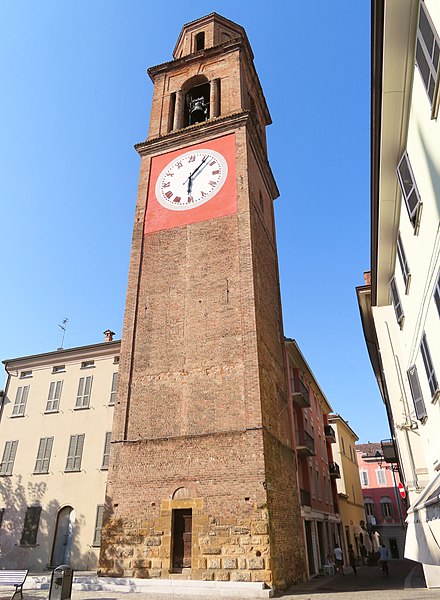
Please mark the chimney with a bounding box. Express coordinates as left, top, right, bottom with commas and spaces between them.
103, 329, 115, 342
363, 271, 371, 285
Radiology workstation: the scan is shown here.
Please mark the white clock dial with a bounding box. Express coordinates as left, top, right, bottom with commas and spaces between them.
155, 149, 228, 211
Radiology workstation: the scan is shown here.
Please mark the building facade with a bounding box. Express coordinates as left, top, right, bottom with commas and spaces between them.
285, 340, 341, 578
328, 415, 366, 563
357, 0, 440, 587
99, 14, 306, 590
0, 337, 120, 571
356, 443, 406, 560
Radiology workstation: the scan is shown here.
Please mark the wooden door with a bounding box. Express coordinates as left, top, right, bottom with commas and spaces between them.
172, 509, 192, 570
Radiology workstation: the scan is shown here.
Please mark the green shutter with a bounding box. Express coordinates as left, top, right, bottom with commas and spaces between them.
92, 505, 105, 546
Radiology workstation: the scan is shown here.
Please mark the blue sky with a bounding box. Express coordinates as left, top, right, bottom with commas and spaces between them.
0, 1, 387, 442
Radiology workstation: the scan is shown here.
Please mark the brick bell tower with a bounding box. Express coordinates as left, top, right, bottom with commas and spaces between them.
99, 13, 306, 589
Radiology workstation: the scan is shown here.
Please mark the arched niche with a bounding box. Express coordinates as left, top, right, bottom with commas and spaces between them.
182, 75, 210, 127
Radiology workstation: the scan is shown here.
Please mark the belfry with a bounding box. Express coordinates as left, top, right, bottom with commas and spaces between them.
99, 13, 306, 590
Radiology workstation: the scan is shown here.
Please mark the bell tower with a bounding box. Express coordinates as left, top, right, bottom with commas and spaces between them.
99, 13, 306, 589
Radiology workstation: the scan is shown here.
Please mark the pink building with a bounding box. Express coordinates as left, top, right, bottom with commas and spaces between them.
356, 442, 407, 559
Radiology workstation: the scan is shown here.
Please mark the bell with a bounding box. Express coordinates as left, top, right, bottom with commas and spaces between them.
189, 96, 208, 124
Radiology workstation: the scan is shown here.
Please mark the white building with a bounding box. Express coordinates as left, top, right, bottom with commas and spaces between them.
357, 0, 440, 587
0, 335, 120, 571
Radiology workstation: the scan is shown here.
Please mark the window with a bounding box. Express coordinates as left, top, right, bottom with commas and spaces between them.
397, 152, 422, 229
360, 470, 369, 486
434, 271, 440, 317
65, 434, 85, 472
380, 497, 394, 518
101, 432, 111, 470
81, 360, 94, 369
92, 505, 105, 546
421, 333, 439, 399
389, 276, 404, 326
0, 441, 18, 476
76, 376, 93, 408
408, 365, 427, 420
310, 464, 314, 496
52, 365, 65, 374
364, 498, 376, 516
113, 356, 120, 365
34, 438, 53, 474
376, 469, 387, 486
20, 506, 41, 546
46, 381, 63, 412
416, 1, 440, 109
397, 232, 411, 292
109, 373, 118, 406
12, 386, 29, 417
315, 470, 321, 498
19, 370, 32, 379
341, 436, 345, 454
195, 31, 205, 51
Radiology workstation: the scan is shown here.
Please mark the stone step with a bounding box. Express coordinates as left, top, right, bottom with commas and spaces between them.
26, 575, 273, 598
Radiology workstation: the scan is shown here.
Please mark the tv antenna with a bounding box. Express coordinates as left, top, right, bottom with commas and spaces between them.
58, 318, 68, 350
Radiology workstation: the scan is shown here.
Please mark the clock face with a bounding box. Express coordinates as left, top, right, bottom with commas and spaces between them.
155, 149, 228, 211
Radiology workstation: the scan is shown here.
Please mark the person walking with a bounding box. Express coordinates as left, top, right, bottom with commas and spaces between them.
348, 544, 357, 575
334, 544, 344, 575
379, 544, 390, 577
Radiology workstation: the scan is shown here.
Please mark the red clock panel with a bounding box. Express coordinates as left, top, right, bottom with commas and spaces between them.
144, 133, 237, 234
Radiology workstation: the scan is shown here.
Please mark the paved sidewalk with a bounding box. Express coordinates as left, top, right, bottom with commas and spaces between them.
1, 561, 437, 600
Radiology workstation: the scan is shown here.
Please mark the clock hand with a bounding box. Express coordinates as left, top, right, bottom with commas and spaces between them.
187, 176, 193, 195
183, 155, 208, 185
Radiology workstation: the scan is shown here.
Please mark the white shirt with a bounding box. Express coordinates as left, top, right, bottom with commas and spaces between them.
334, 547, 343, 561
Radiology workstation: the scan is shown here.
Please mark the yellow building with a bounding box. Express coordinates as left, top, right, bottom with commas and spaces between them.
327, 414, 366, 563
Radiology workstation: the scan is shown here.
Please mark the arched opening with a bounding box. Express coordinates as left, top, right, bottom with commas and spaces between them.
182, 75, 210, 127
195, 31, 205, 51
50, 506, 75, 567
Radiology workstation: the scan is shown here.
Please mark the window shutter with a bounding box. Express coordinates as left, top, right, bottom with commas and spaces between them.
42, 438, 53, 473
101, 432, 111, 469
396, 152, 421, 226
416, 2, 440, 106
83, 376, 92, 406
408, 365, 427, 420
420, 333, 439, 397
92, 505, 105, 546
73, 434, 85, 471
389, 277, 404, 324
434, 271, 440, 317
109, 373, 118, 405
35, 439, 46, 473
1, 441, 19, 475
76, 378, 85, 407
66, 436, 76, 471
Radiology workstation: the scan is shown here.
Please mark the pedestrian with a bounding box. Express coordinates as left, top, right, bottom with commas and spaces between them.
360, 543, 367, 565
379, 544, 390, 577
327, 552, 335, 574
333, 544, 344, 575
348, 544, 357, 575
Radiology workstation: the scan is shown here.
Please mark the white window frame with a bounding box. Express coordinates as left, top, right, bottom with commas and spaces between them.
360, 470, 369, 486
389, 276, 404, 327
416, 1, 440, 115
397, 232, 411, 293
396, 151, 422, 231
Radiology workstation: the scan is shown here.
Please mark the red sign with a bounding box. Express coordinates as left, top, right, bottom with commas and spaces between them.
398, 482, 406, 499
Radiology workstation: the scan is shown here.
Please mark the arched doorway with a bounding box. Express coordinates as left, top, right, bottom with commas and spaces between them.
51, 506, 75, 566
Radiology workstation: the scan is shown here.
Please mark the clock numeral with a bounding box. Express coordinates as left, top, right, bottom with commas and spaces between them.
209, 160, 216, 166
209, 181, 217, 187
162, 182, 170, 188
176, 161, 183, 169
188, 155, 196, 162
164, 191, 173, 199
166, 172, 174, 177
200, 191, 207, 198
173, 196, 181, 204
188, 196, 194, 203
212, 170, 220, 175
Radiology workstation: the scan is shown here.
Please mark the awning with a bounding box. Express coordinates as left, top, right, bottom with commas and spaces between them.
405, 471, 440, 565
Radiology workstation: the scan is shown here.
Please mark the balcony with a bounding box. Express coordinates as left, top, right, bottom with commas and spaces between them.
291, 377, 311, 409
324, 424, 336, 443
300, 488, 311, 506
329, 462, 341, 479
296, 429, 316, 457
381, 439, 398, 463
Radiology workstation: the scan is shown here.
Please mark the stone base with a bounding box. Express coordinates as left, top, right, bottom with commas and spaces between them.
26, 574, 273, 598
